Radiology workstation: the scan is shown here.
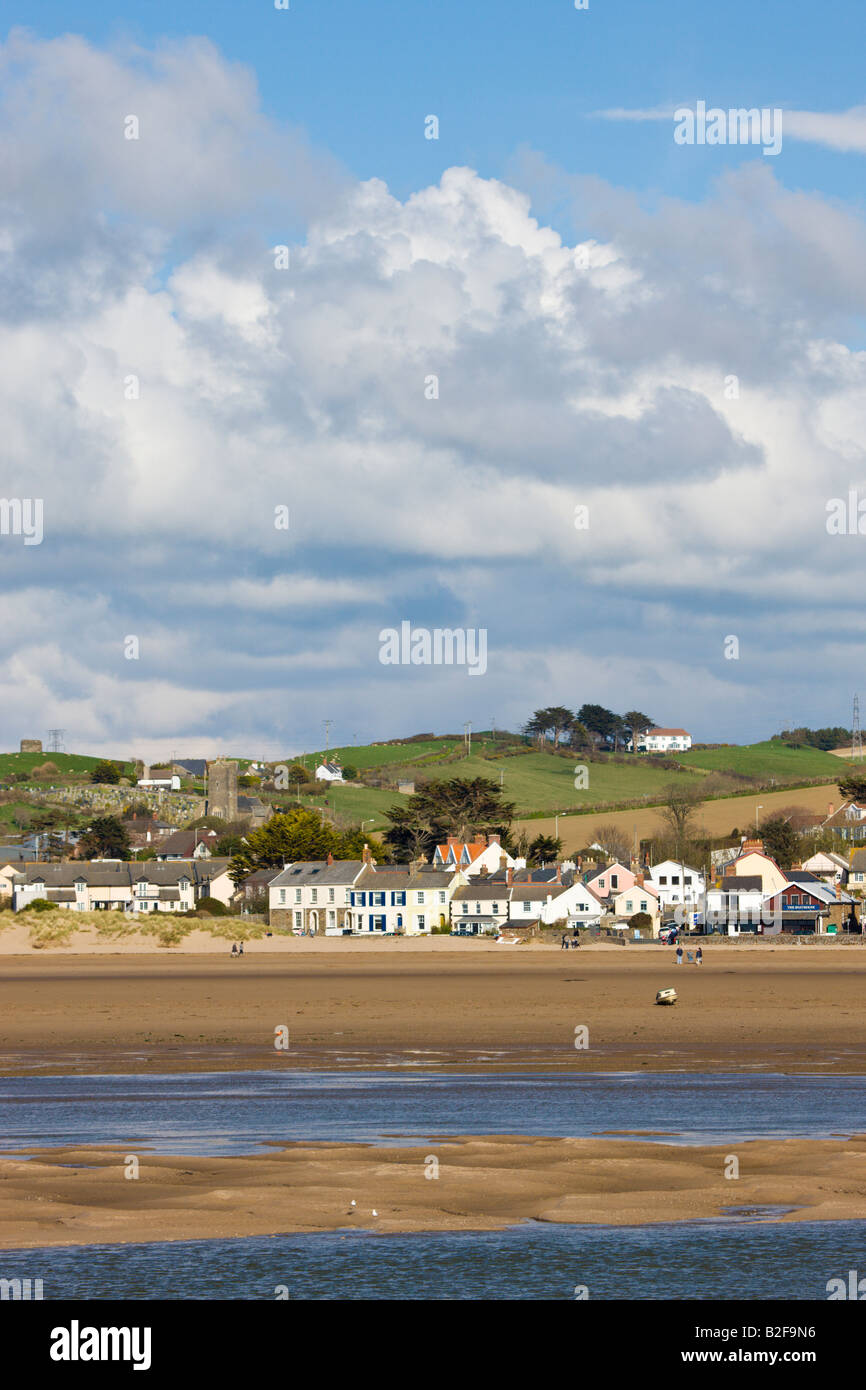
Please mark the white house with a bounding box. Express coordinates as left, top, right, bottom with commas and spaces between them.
433, 834, 517, 877
704, 875, 766, 935
268, 857, 366, 934
723, 842, 788, 895
637, 728, 692, 753
315, 762, 344, 783
613, 879, 661, 934
137, 772, 181, 791
12, 860, 211, 913
509, 869, 603, 926
451, 880, 511, 934
801, 851, 849, 884
647, 859, 705, 907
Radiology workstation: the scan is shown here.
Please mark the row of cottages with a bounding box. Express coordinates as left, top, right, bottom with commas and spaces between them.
268, 853, 459, 935
706, 839, 857, 935
451, 865, 604, 935
10, 858, 235, 913
584, 859, 707, 909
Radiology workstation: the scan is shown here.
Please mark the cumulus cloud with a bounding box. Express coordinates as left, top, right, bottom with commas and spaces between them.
2, 33, 866, 754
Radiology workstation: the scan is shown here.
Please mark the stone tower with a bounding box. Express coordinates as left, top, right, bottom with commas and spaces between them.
207, 759, 238, 820
20, 738, 42, 753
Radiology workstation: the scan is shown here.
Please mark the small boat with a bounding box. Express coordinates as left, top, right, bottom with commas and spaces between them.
655, 988, 677, 1005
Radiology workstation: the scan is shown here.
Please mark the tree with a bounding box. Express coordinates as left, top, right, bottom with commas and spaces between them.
228, 808, 386, 884
527, 834, 562, 864
342, 764, 358, 780
838, 773, 866, 803
623, 711, 654, 751
591, 822, 631, 864
77, 815, 131, 860
384, 777, 516, 861
656, 789, 703, 859
90, 760, 121, 785
577, 705, 621, 749
758, 816, 802, 869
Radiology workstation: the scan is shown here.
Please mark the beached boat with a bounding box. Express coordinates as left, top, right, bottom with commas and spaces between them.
655, 988, 677, 1005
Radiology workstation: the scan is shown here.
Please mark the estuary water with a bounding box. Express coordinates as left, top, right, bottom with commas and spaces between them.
1, 1070, 864, 1299
1, 1069, 865, 1155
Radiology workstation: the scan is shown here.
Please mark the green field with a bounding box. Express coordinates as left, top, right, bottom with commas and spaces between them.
0, 752, 134, 778
677, 741, 844, 779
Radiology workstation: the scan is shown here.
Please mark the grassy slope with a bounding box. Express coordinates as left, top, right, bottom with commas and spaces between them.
677, 741, 844, 779
0, 752, 134, 777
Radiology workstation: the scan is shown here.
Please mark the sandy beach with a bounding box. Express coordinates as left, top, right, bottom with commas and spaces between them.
1, 944, 865, 1075
2, 1133, 865, 1248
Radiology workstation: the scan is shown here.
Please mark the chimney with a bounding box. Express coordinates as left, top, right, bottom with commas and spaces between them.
362, 842, 371, 866
479, 865, 489, 879
636, 872, 644, 887
828, 802, 834, 817
555, 864, 562, 884
506, 866, 513, 887
327, 851, 333, 866
488, 832, 500, 846
499, 853, 507, 870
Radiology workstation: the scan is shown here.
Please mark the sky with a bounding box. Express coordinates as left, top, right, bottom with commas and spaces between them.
1, 0, 866, 759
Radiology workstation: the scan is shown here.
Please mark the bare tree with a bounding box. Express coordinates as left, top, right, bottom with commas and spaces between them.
591, 822, 631, 864
656, 789, 703, 859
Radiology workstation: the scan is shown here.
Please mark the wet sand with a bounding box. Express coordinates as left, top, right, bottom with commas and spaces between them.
2, 1133, 865, 1248
1, 947, 865, 1075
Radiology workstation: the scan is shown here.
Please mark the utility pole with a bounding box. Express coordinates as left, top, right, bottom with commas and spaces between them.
854, 695, 863, 761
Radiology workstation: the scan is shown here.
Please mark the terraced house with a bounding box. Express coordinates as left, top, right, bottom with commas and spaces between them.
268, 857, 365, 934
11, 860, 219, 913
349, 864, 464, 934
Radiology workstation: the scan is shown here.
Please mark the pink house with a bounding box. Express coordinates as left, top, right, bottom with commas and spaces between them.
584, 861, 636, 898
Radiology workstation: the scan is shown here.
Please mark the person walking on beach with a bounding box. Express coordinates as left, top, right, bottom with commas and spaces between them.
238, 941, 244, 957
696, 947, 703, 966
231, 943, 238, 958
561, 933, 568, 949
676, 945, 683, 965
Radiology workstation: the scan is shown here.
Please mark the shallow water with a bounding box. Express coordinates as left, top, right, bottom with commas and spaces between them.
3, 1220, 864, 1300
1, 1070, 864, 1155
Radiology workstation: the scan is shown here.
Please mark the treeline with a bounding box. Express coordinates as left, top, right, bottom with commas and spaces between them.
772, 727, 851, 752
523, 705, 655, 751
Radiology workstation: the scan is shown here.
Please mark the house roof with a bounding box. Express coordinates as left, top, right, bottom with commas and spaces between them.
644, 728, 690, 737
850, 848, 866, 870
585, 861, 630, 884
616, 881, 659, 899
174, 760, 207, 777
158, 830, 218, 856
452, 883, 508, 901
720, 875, 763, 891
355, 866, 455, 890
269, 860, 365, 888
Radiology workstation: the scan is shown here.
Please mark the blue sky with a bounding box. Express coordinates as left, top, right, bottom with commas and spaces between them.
1, 2, 866, 758
18, 0, 866, 215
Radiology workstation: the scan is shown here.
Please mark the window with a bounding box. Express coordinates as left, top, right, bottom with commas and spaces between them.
684, 876, 692, 886
392, 891, 406, 906
328, 911, 335, 925
279, 889, 286, 904
492, 903, 499, 915
625, 900, 633, 913
611, 875, 618, 889
373, 892, 385, 907
416, 891, 426, 904
523, 901, 531, 913
396, 913, 403, 928
640, 900, 648, 912
328, 888, 335, 903
295, 912, 302, 927
417, 915, 425, 930
439, 891, 446, 904
311, 888, 317, 903
295, 888, 302, 903
345, 889, 351, 903
659, 876, 667, 885
671, 876, 680, 885
475, 903, 481, 914
462, 902, 468, 912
